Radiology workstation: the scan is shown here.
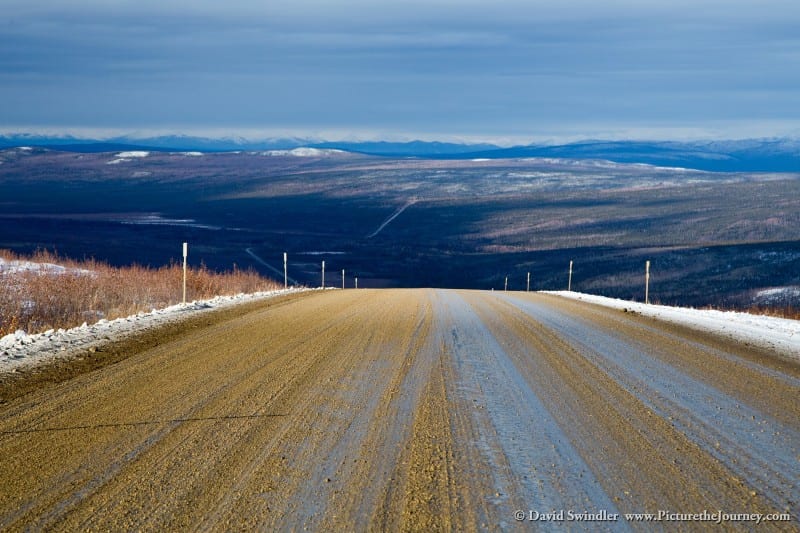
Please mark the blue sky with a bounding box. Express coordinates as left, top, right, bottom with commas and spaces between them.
2, 0, 799, 144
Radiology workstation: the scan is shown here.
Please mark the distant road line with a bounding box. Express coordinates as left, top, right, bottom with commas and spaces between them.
244, 247, 301, 285
366, 198, 417, 238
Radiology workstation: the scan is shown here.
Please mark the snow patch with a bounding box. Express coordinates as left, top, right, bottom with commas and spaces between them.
119, 213, 220, 230
0, 257, 93, 277
757, 287, 800, 297
550, 291, 800, 360
108, 151, 150, 164
260, 147, 345, 157
754, 286, 800, 305
301, 251, 347, 256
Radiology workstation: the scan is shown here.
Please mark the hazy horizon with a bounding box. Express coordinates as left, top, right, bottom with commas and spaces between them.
3, 126, 800, 149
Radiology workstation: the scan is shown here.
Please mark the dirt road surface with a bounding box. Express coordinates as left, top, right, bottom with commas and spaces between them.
1, 289, 797, 531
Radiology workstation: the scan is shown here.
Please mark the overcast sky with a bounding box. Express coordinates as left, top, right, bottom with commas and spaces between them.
2, 0, 799, 143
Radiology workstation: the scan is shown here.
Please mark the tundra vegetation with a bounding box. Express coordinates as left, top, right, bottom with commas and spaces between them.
0, 249, 279, 337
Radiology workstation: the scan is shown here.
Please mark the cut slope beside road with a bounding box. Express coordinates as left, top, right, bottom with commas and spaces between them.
0, 289, 796, 531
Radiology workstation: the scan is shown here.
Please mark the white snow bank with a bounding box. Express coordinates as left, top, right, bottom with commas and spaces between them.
550, 291, 799, 360
0, 288, 309, 374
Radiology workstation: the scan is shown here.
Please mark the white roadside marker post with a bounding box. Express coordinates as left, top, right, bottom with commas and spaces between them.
568, 260, 573, 292
182, 242, 188, 305
283, 252, 288, 289
355, 277, 358, 289
527, 271, 531, 292
645, 260, 651, 304
342, 269, 345, 290
322, 260, 325, 289
505, 276, 508, 292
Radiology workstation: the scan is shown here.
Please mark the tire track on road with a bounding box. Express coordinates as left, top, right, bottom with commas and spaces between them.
194, 289, 437, 531
433, 290, 621, 530
495, 292, 798, 517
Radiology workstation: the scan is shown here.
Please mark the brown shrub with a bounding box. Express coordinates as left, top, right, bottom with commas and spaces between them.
744, 304, 800, 321
0, 250, 281, 337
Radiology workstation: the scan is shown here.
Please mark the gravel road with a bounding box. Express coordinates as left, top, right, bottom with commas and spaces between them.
0, 289, 796, 531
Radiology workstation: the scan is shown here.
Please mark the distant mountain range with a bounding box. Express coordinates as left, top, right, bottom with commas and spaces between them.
2, 134, 800, 172
0, 134, 307, 154
457, 139, 800, 173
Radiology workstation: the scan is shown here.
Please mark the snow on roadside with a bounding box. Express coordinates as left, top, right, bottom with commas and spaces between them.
0, 288, 308, 374
550, 291, 799, 360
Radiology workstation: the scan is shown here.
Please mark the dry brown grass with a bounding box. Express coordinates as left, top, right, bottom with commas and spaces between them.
743, 304, 800, 321
0, 249, 281, 337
